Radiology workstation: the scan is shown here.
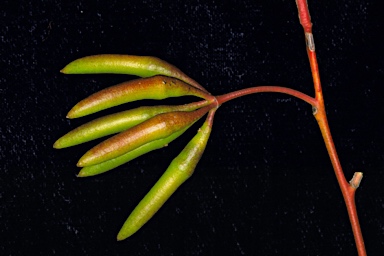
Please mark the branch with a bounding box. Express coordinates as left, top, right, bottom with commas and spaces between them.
295, 0, 367, 255
216, 86, 317, 106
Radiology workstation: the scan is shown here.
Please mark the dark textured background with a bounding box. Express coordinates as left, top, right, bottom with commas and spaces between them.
2, 0, 383, 255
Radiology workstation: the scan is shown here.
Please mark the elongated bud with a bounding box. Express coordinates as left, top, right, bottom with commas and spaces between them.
67, 75, 213, 118
60, 54, 206, 91
54, 101, 209, 149
77, 106, 211, 167
77, 127, 189, 177
117, 108, 216, 240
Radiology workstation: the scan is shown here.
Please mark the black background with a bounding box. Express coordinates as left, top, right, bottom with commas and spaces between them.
2, 0, 383, 255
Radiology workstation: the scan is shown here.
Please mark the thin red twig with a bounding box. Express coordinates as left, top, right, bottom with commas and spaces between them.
295, 0, 366, 255
216, 86, 317, 106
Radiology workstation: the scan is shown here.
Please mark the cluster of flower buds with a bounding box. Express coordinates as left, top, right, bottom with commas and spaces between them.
54, 55, 218, 240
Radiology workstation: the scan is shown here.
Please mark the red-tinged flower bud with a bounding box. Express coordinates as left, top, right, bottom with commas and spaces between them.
67, 75, 213, 118
77, 106, 212, 167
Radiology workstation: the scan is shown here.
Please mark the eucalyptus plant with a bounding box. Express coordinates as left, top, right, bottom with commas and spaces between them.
55, 1, 366, 255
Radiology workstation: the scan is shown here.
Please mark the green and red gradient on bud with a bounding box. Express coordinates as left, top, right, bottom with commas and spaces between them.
54, 55, 218, 240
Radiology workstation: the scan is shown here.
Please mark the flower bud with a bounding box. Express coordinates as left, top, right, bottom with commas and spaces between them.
117, 109, 216, 240
77, 106, 211, 167
61, 54, 206, 91
67, 75, 213, 118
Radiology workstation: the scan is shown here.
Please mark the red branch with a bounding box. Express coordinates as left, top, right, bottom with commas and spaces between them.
295, 0, 312, 33
216, 86, 317, 106
295, 0, 366, 255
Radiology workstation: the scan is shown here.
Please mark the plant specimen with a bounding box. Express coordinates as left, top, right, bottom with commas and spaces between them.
54, 0, 366, 255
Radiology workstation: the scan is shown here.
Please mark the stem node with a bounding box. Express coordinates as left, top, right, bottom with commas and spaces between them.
312, 106, 318, 115
305, 32, 315, 51
349, 172, 364, 189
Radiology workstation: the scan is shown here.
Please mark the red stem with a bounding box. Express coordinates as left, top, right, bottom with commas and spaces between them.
216, 86, 317, 106
296, 0, 366, 255
314, 108, 366, 255
295, 0, 312, 33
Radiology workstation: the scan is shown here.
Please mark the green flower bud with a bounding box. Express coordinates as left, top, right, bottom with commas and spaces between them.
117, 109, 216, 240
61, 54, 206, 91
54, 101, 209, 149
